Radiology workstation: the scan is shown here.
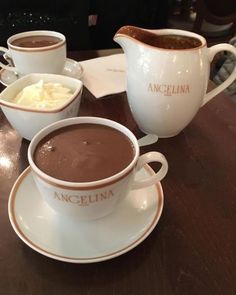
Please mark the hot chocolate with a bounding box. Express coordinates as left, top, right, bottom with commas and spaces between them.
11, 35, 62, 48
34, 123, 135, 182
118, 26, 202, 49
149, 34, 202, 49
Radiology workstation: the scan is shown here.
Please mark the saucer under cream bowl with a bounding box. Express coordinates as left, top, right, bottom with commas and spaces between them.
0, 73, 83, 140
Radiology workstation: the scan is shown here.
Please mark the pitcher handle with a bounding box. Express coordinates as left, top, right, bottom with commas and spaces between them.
202, 43, 236, 106
0, 47, 17, 72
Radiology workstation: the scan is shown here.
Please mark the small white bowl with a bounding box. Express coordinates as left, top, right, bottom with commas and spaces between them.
0, 73, 83, 140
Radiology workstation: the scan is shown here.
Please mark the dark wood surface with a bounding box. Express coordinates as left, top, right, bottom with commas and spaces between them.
0, 50, 235, 295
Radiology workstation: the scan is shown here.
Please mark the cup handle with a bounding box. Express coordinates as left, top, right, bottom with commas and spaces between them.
131, 152, 168, 190
0, 47, 17, 72
202, 43, 236, 106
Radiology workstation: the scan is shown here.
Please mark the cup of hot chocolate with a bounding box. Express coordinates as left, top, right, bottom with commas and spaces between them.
28, 116, 168, 221
0, 30, 66, 76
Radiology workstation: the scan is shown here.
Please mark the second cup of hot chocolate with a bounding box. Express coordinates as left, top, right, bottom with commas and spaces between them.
0, 30, 66, 76
28, 116, 168, 221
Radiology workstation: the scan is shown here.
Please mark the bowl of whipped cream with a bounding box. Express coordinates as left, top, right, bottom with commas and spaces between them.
0, 73, 83, 140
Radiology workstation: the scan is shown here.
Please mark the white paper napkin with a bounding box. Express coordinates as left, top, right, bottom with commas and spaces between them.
80, 54, 126, 98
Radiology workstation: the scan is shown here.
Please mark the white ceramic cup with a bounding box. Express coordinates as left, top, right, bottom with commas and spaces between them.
28, 116, 168, 221
0, 30, 66, 76
114, 27, 236, 138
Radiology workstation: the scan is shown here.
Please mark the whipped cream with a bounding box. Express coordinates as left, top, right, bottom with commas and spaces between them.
13, 80, 73, 109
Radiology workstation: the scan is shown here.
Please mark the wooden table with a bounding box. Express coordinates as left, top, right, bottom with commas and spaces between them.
0, 50, 235, 295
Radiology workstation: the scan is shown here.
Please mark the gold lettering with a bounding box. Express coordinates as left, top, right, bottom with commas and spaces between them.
53, 190, 115, 206
68, 195, 79, 203
165, 85, 172, 96
148, 83, 153, 92
101, 190, 114, 200
80, 195, 88, 206
54, 191, 61, 200
88, 194, 97, 203
172, 85, 178, 94
60, 194, 70, 202
109, 190, 114, 197
95, 194, 100, 202
54, 192, 71, 202
158, 84, 165, 93
180, 85, 186, 93
153, 84, 161, 92
100, 192, 107, 200
147, 83, 190, 96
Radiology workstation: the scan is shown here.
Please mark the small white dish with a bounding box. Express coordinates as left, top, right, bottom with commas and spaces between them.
8, 165, 164, 263
0, 73, 83, 140
0, 58, 83, 87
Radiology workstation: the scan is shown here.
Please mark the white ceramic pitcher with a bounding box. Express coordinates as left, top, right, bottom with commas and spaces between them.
114, 26, 236, 138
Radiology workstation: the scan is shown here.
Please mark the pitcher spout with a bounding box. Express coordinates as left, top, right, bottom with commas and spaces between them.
113, 25, 147, 54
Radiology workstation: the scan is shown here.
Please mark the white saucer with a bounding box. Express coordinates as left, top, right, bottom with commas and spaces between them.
8, 165, 164, 263
0, 58, 83, 87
